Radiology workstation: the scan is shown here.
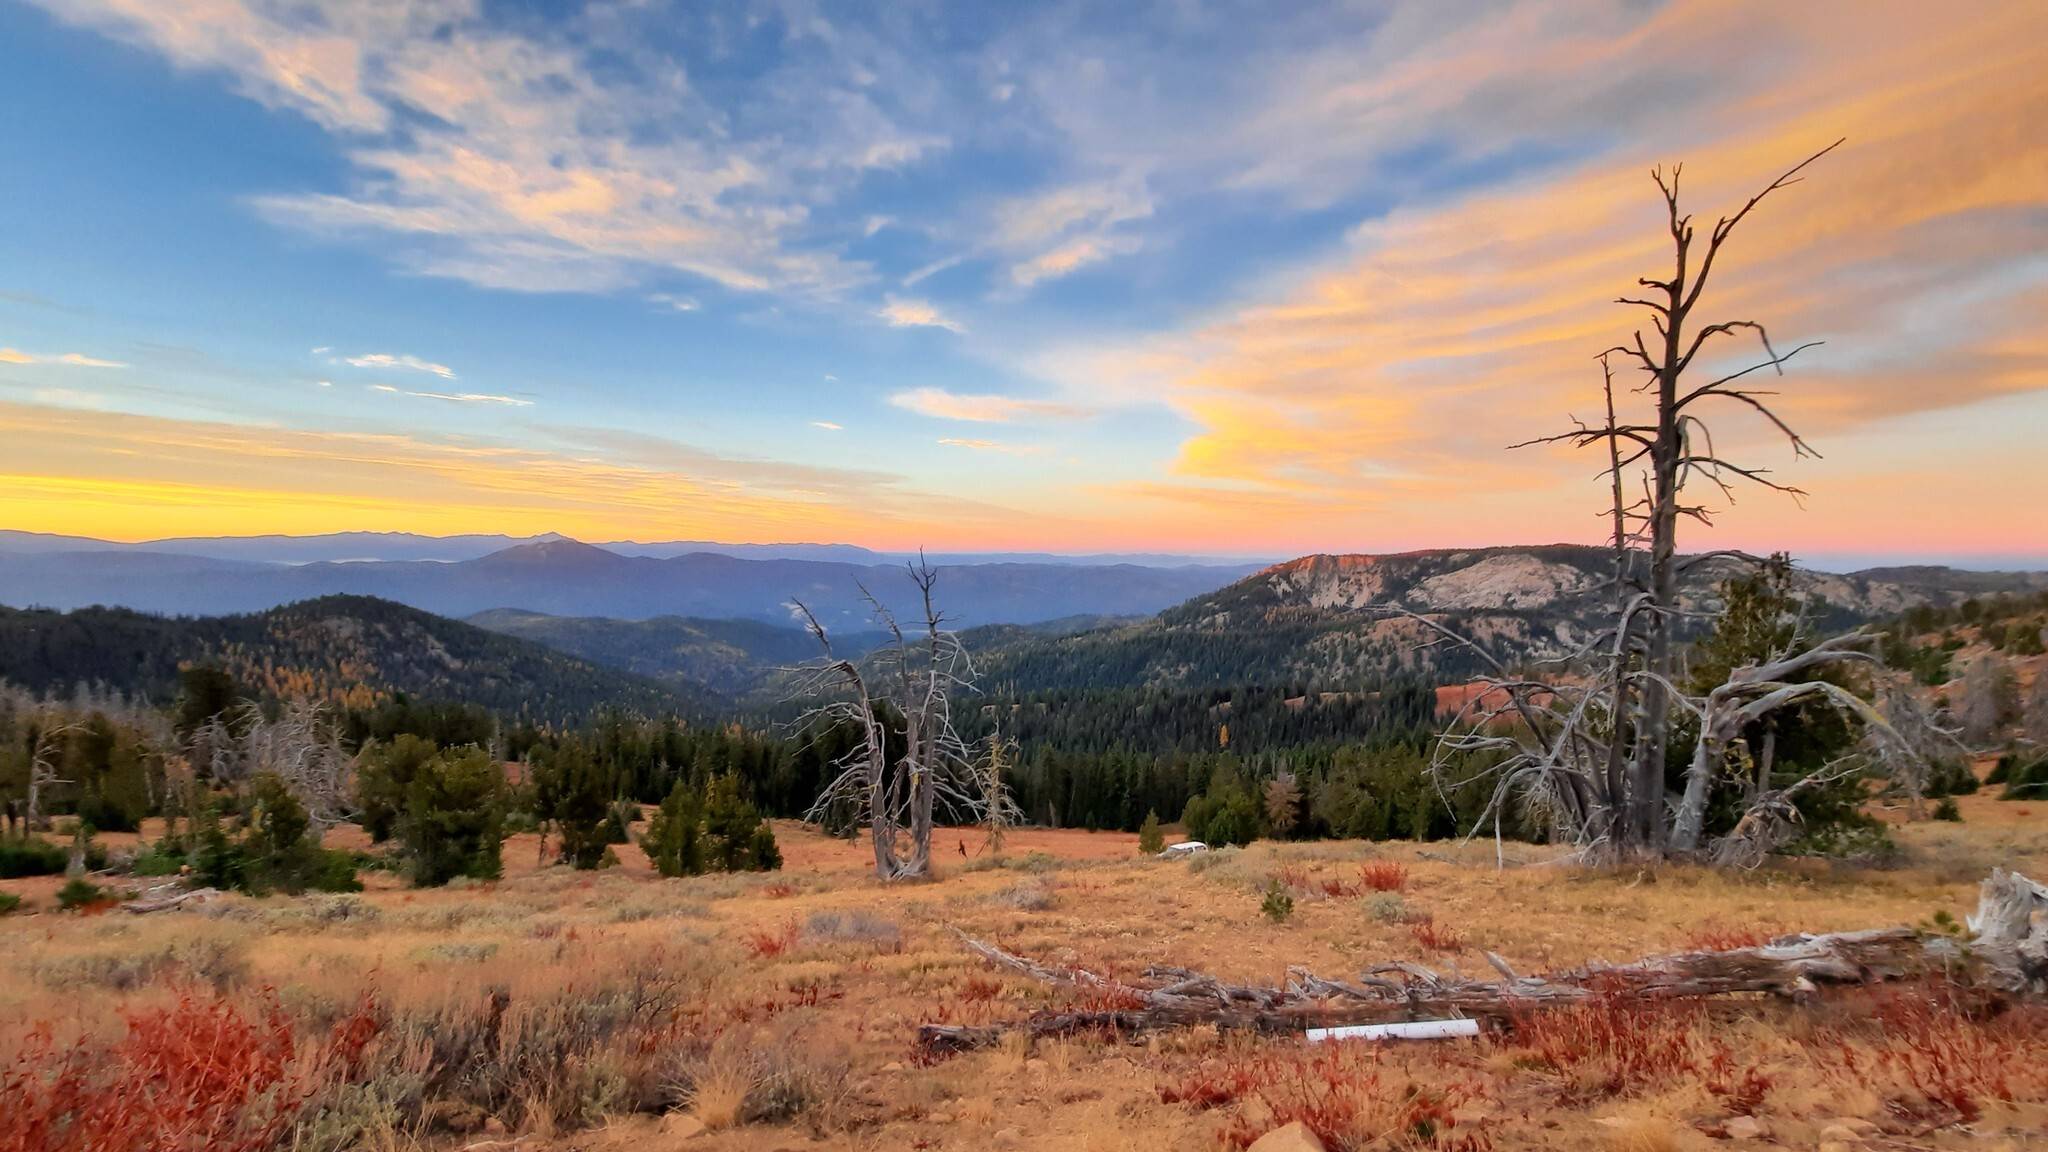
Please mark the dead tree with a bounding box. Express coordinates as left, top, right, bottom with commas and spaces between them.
1959, 652, 2018, 747
256, 700, 355, 832
210, 700, 355, 832
793, 558, 989, 881
25, 711, 79, 832
1424, 140, 1929, 864
975, 730, 1025, 859
920, 868, 2048, 1053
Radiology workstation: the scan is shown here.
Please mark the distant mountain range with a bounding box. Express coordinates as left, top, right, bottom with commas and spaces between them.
0, 529, 1266, 569
6, 545, 2041, 713
0, 535, 1264, 629
0, 595, 694, 722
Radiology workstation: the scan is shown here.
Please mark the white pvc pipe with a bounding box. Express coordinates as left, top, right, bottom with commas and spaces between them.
1305, 1019, 1480, 1043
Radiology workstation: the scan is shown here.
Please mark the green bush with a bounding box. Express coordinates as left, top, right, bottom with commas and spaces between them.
1999, 753, 2048, 801
130, 840, 187, 877
1932, 797, 1963, 822
0, 836, 68, 879
57, 876, 105, 910
1260, 880, 1293, 922
1923, 757, 1980, 798
0, 891, 21, 915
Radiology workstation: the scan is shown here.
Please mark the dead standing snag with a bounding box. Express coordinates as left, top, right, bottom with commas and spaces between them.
792, 557, 1006, 881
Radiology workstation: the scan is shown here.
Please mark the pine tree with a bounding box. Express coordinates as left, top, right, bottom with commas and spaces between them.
402, 747, 505, 887
1137, 810, 1164, 855
704, 773, 780, 872
642, 777, 706, 878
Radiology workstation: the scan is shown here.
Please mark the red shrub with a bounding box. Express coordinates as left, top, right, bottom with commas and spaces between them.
1827, 989, 2048, 1123
1409, 917, 1466, 953
959, 975, 1005, 1003
743, 919, 802, 959
1159, 1043, 1489, 1151
762, 882, 796, 899
1358, 861, 1409, 892
1704, 1047, 1774, 1115
3, 990, 310, 1152
1507, 993, 1701, 1103
1677, 921, 1774, 953
1274, 864, 1313, 892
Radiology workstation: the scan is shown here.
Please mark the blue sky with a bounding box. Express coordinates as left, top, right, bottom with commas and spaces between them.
1, 0, 2043, 563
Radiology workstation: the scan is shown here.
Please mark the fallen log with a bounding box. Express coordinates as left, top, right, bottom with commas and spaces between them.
919, 868, 2047, 1054
121, 884, 222, 914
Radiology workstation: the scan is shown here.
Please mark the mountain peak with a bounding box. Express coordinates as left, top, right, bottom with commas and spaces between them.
472, 537, 628, 568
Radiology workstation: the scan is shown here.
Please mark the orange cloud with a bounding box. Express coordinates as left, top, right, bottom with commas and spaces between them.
1092, 0, 2048, 553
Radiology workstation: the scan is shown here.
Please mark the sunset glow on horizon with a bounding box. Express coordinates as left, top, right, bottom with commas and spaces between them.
3, 1, 2044, 566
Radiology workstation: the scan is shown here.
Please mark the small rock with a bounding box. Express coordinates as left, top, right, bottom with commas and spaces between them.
993, 1127, 1025, 1147
661, 1113, 707, 1141
881, 1061, 905, 1072
1832, 1119, 1881, 1137
1819, 1143, 1856, 1152
1723, 1115, 1766, 1140
1817, 1124, 1865, 1144
1247, 1120, 1328, 1152
482, 1117, 507, 1136
929, 1112, 955, 1125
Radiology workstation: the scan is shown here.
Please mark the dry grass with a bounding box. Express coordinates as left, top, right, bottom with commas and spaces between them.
2, 815, 2044, 1151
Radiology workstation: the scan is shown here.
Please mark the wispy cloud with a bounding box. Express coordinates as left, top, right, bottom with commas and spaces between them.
370, 383, 532, 407
889, 387, 1083, 423
811, 420, 844, 431
938, 437, 1047, 456
877, 296, 965, 333
0, 347, 128, 368
994, 176, 1152, 288
31, 388, 110, 410
33, 0, 948, 298
344, 352, 456, 379
648, 293, 699, 313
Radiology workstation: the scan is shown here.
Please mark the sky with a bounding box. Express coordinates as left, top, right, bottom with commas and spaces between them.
0, 0, 2043, 568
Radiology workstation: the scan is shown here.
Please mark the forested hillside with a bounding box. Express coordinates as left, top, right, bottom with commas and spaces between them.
0, 596, 696, 724
950, 546, 2048, 694
469, 608, 892, 694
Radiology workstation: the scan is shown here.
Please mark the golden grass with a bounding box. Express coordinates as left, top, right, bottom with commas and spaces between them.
3, 814, 2044, 1150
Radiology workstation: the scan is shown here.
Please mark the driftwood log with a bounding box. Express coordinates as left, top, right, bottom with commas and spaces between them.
919, 869, 2048, 1055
